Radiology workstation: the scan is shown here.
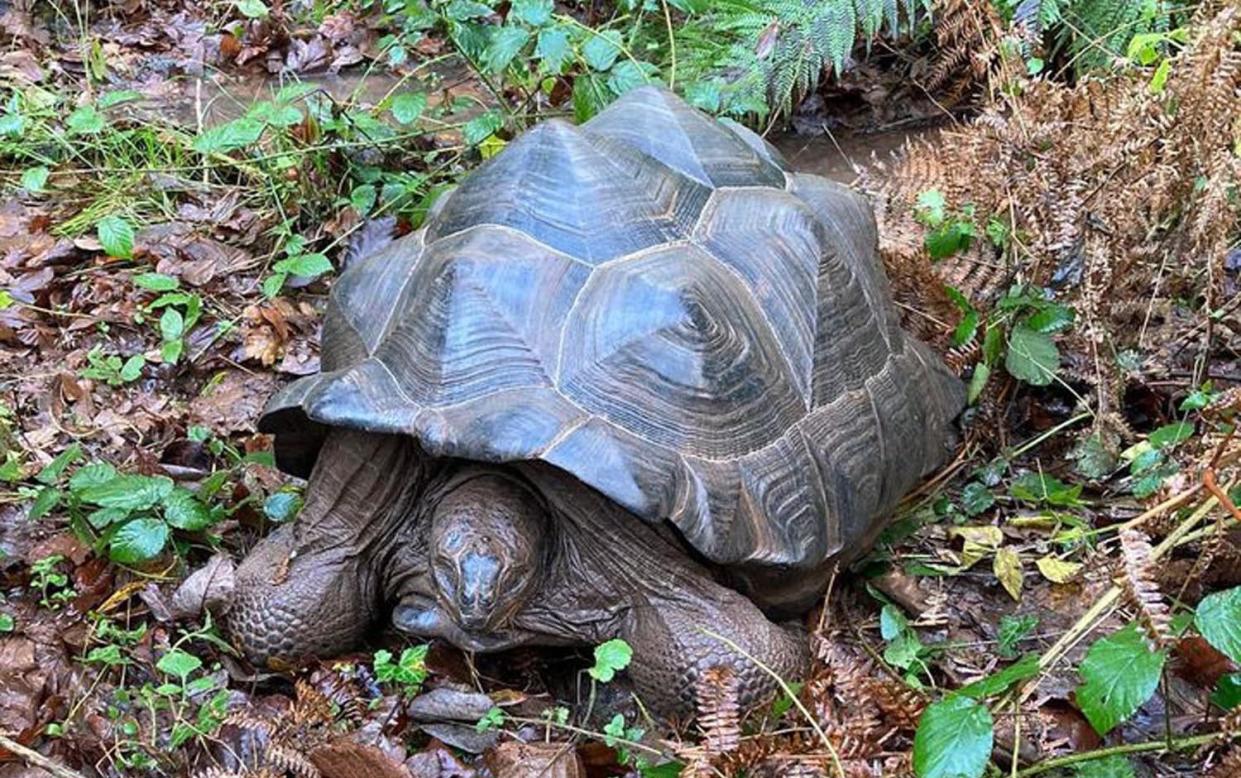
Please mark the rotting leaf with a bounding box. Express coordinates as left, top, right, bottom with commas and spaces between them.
993, 547, 1023, 601
951, 526, 1002, 569
1037, 555, 1083, 583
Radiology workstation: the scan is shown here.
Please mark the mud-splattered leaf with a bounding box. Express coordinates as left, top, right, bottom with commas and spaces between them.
1197, 586, 1241, 664
1037, 555, 1082, 583
993, 547, 1023, 601
109, 518, 170, 564
913, 694, 992, 778
1076, 623, 1166, 735
589, 638, 632, 682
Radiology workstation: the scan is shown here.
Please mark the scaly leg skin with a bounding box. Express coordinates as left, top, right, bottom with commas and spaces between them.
620, 585, 811, 717
228, 430, 424, 666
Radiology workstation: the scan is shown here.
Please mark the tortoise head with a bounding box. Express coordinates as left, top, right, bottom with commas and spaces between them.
429, 474, 547, 632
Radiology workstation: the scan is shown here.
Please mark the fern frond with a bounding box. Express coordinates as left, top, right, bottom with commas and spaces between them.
696, 665, 742, 756
1119, 528, 1174, 649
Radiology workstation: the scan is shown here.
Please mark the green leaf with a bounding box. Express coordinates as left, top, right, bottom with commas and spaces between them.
160, 307, 184, 343
133, 272, 180, 292
475, 706, 505, 732
959, 482, 995, 517
535, 26, 571, 73
925, 220, 975, 259
275, 253, 333, 279
1211, 672, 1241, 711
1196, 586, 1241, 664
263, 491, 302, 523
247, 100, 302, 127
967, 362, 990, 405
0, 613, 14, 633
1025, 303, 1075, 334
1071, 754, 1135, 778
1076, 623, 1166, 736
1149, 421, 1194, 449
157, 648, 202, 678
607, 60, 658, 95
915, 189, 946, 227
390, 92, 427, 125
350, 184, 377, 215
1148, 59, 1171, 94
589, 638, 633, 682
463, 110, 504, 146
880, 603, 909, 640
21, 166, 49, 193
582, 30, 622, 71
951, 309, 979, 348
1005, 324, 1059, 386
162, 488, 214, 531
109, 518, 170, 564
1009, 472, 1081, 506
79, 474, 174, 510
483, 26, 531, 72
29, 487, 61, 520
912, 695, 993, 778
97, 216, 135, 259
511, 0, 553, 25
69, 462, 117, 491
66, 105, 105, 134
959, 654, 1039, 699
119, 354, 145, 382
193, 117, 265, 154
37, 444, 82, 485
262, 273, 287, 298
88, 506, 131, 529
98, 89, 142, 108
161, 339, 184, 364
235, 0, 268, 18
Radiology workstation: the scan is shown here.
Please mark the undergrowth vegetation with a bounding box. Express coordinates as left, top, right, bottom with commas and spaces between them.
0, 0, 1238, 776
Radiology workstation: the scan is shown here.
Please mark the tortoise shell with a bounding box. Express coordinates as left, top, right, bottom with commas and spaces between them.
260, 86, 965, 608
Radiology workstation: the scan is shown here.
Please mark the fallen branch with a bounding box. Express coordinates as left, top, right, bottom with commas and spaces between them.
0, 734, 89, 778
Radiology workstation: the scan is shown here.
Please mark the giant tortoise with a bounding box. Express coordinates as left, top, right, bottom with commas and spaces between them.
227, 86, 965, 715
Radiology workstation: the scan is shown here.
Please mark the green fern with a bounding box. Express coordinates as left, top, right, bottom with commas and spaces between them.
1007, 0, 1176, 71
671, 0, 923, 120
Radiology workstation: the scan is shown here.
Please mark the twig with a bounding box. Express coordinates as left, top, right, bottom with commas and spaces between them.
1013, 731, 1224, 776
0, 734, 90, 778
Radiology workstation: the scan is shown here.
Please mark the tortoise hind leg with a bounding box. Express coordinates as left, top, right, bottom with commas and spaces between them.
620, 586, 810, 718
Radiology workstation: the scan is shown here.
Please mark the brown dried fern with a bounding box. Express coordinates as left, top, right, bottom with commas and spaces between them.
1119, 528, 1174, 649
696, 665, 742, 757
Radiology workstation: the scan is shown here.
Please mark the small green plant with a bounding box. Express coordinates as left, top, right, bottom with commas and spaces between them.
1121, 421, 1195, 498
30, 554, 74, 609
588, 637, 633, 682
373, 645, 430, 696
915, 190, 979, 261
80, 345, 145, 386
879, 603, 936, 686
475, 705, 505, 732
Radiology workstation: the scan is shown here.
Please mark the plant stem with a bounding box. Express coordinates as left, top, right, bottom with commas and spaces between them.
1014, 731, 1221, 776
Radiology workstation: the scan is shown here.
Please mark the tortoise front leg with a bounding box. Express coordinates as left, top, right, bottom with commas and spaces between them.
620, 586, 810, 717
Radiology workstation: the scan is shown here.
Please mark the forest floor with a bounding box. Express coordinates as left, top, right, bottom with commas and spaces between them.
1, 1, 1240, 777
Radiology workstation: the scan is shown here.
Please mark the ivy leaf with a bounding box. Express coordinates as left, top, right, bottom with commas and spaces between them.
109, 518, 170, 564
582, 30, 622, 71
97, 216, 135, 259
390, 92, 427, 125
1005, 324, 1059, 386
1075, 623, 1166, 735
1196, 586, 1241, 664
589, 638, 633, 682
912, 695, 993, 778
